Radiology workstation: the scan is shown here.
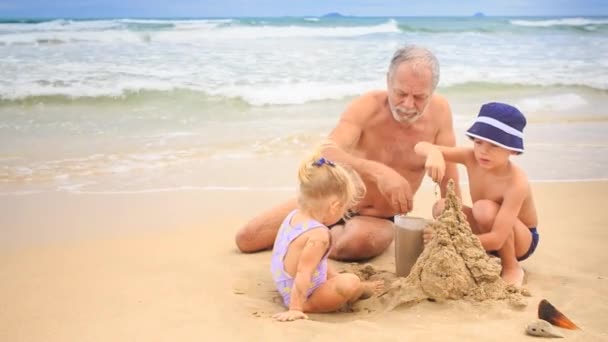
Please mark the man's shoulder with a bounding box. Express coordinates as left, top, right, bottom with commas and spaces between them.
428, 93, 451, 116
342, 90, 387, 121
357, 90, 387, 106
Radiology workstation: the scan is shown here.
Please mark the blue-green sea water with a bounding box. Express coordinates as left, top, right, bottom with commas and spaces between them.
1, 16, 607, 194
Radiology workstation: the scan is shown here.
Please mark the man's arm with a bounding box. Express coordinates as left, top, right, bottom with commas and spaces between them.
321, 93, 387, 184
321, 93, 413, 213
432, 96, 462, 199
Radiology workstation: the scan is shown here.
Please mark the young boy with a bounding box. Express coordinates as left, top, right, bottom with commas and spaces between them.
414, 102, 539, 287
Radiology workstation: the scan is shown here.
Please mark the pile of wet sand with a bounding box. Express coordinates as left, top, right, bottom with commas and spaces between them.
348, 180, 528, 312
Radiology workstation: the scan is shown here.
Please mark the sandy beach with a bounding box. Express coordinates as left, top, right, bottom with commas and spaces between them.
1, 181, 607, 341
1, 12, 608, 342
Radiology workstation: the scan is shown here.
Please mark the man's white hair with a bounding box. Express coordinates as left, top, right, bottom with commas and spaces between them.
388, 45, 440, 91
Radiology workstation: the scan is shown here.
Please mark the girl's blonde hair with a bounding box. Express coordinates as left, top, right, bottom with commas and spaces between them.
297, 144, 366, 216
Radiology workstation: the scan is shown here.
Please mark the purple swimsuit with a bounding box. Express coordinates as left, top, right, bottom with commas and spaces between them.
270, 209, 330, 307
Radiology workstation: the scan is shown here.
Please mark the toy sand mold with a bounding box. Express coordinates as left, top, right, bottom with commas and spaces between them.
351, 180, 527, 312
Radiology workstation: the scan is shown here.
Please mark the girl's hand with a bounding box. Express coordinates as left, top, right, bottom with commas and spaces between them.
272, 310, 308, 322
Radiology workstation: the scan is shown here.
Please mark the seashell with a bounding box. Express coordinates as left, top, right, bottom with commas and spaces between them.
526, 319, 564, 338
538, 299, 579, 330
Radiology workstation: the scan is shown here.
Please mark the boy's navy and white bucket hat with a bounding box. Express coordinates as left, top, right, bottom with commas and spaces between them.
465, 102, 527, 153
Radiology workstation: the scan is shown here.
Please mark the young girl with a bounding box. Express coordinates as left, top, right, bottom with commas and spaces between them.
271, 151, 384, 322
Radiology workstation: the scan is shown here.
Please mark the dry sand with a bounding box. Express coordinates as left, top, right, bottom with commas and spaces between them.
1, 181, 608, 341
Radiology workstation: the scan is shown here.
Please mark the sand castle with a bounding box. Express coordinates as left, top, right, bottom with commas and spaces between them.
351, 180, 527, 312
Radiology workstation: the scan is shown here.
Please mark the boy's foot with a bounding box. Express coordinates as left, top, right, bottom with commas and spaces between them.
501, 266, 525, 287
360, 280, 385, 299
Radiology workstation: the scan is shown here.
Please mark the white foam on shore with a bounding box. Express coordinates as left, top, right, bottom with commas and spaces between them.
516, 93, 588, 113
0, 19, 399, 45
511, 18, 608, 27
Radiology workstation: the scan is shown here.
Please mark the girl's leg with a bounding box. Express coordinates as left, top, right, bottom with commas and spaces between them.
303, 273, 382, 313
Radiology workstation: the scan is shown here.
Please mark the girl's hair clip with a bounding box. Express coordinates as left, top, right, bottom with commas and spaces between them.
312, 157, 336, 167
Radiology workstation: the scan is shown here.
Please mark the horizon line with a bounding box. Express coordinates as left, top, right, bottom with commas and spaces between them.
1, 14, 607, 20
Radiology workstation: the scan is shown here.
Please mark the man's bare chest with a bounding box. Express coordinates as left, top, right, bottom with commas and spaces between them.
357, 126, 431, 171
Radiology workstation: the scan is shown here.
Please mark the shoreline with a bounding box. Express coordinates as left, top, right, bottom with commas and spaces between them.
2, 177, 608, 197
1, 180, 608, 250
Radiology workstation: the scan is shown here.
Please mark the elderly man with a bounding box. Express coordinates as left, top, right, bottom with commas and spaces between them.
235, 45, 461, 261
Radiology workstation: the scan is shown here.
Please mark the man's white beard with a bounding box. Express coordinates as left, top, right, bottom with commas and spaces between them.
388, 98, 422, 124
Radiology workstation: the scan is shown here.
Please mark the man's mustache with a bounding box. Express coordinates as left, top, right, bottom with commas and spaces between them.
394, 107, 419, 116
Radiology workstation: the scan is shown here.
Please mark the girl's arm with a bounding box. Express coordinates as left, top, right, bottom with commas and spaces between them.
273, 228, 329, 322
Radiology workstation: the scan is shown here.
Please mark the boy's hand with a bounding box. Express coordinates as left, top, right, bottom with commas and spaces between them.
425, 149, 446, 184
432, 199, 446, 219
273, 310, 308, 322
423, 226, 434, 245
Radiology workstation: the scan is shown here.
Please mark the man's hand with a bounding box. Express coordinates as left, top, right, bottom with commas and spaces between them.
272, 310, 308, 322
375, 167, 413, 214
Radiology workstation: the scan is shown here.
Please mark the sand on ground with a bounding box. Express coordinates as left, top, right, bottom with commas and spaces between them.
1, 181, 607, 341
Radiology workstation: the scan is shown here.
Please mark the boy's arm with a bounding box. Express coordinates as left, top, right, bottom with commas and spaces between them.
414, 142, 471, 184
477, 179, 528, 250
433, 98, 462, 198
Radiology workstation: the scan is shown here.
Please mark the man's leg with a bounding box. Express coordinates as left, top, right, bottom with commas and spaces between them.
471, 200, 532, 286
329, 216, 394, 261
235, 198, 297, 253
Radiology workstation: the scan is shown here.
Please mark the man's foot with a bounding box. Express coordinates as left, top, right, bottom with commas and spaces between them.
501, 266, 525, 287
360, 280, 384, 299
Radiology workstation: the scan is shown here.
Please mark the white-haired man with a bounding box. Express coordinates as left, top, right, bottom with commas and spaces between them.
236, 45, 461, 261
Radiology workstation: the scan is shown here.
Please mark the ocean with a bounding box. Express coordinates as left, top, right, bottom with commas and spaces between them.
1, 16, 607, 195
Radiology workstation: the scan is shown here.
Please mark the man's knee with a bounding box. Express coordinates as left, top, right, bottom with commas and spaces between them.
331, 231, 393, 261
235, 225, 259, 253
472, 200, 499, 227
